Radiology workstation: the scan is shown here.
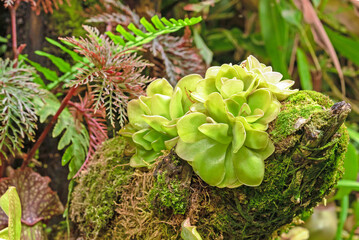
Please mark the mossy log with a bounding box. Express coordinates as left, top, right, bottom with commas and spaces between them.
70, 91, 350, 240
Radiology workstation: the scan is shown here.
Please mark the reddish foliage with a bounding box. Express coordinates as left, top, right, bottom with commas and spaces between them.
68, 93, 108, 176
0, 168, 64, 228
60, 26, 150, 127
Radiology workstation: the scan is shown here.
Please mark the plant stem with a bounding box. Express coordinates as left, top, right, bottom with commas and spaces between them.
21, 86, 78, 169
10, 7, 17, 61
8, 0, 20, 63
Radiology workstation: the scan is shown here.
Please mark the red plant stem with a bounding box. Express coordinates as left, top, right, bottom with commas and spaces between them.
21, 86, 78, 169
10, 7, 17, 61
9, 0, 20, 63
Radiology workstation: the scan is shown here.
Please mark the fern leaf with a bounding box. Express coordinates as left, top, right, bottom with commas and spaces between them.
106, 16, 202, 48
61, 26, 150, 127
46, 38, 83, 62
20, 56, 58, 82
0, 59, 40, 159
35, 93, 90, 179
35, 50, 71, 73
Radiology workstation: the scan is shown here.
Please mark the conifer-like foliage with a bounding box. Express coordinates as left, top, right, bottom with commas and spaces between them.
0, 59, 40, 159
61, 26, 150, 127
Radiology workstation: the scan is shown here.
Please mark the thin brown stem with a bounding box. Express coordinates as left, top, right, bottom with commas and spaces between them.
21, 86, 78, 169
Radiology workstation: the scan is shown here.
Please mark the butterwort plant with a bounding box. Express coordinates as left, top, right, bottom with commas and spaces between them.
123, 55, 297, 188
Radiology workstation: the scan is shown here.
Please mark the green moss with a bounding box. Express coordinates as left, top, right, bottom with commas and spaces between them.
70, 136, 134, 239
271, 91, 331, 142
71, 91, 349, 240
48, 0, 96, 37
148, 171, 189, 215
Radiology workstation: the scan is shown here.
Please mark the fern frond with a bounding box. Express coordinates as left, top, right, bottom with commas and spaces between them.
60, 26, 151, 127
87, 2, 205, 85
68, 93, 108, 177
106, 15, 202, 48
36, 93, 90, 179
0, 59, 40, 159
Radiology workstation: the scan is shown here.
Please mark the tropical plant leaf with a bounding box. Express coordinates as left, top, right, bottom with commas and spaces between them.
36, 93, 90, 179
0, 186, 21, 240
68, 93, 108, 177
88, 2, 206, 85
296, 48, 313, 90
61, 25, 151, 127
0, 168, 64, 229
259, 0, 290, 78
34, 51, 71, 73
324, 26, 359, 67
0, 59, 40, 159
107, 15, 202, 48
334, 143, 358, 199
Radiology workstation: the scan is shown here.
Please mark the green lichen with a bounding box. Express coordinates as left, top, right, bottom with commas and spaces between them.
148, 171, 189, 215
70, 136, 134, 239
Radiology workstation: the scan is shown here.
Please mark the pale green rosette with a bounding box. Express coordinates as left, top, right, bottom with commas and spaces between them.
241, 55, 298, 100
122, 75, 202, 167
175, 89, 277, 187
123, 55, 297, 188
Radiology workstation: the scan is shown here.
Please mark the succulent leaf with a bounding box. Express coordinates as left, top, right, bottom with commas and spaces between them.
124, 55, 297, 187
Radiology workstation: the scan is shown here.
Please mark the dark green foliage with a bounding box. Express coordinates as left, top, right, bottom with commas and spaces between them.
0, 59, 40, 158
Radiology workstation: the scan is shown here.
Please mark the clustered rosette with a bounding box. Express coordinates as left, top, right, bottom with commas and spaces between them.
122, 56, 297, 187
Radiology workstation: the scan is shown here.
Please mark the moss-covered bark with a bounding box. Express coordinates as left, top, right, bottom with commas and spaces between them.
70, 91, 350, 240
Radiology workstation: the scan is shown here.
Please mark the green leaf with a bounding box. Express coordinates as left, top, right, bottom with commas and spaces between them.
279, 1, 302, 27
0, 227, 9, 239
336, 195, 349, 240
198, 123, 231, 144
348, 127, 359, 144
312, 0, 321, 7
58, 126, 75, 150
35, 51, 71, 73
108, 16, 202, 49
336, 180, 359, 191
334, 143, 358, 199
47, 37, 83, 62
193, 29, 213, 65
232, 147, 265, 186
181, 218, 203, 240
191, 139, 227, 186
296, 48, 313, 90
325, 27, 359, 66
205, 92, 231, 124
342, 143, 358, 181
259, 0, 290, 78
22, 57, 58, 82
177, 113, 207, 143
146, 78, 173, 97
0, 187, 21, 240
